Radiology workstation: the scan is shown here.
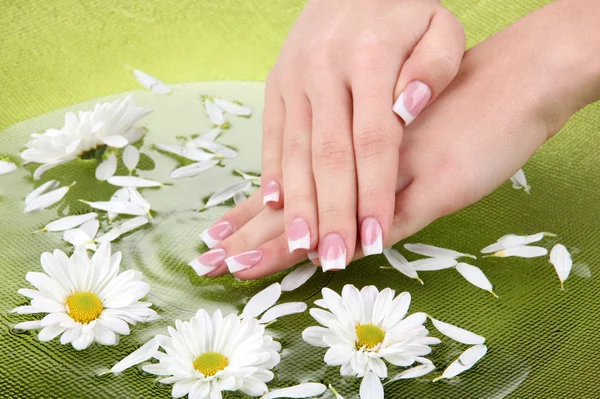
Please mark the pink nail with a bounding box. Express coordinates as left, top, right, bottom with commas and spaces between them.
288, 218, 310, 252
225, 250, 263, 273
263, 180, 280, 205
200, 220, 234, 248
361, 217, 383, 256
319, 234, 347, 272
392, 81, 431, 125
188, 249, 227, 276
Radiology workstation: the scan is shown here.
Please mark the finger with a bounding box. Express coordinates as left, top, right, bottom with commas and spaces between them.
309, 78, 357, 271
282, 93, 318, 253
261, 75, 286, 208
197, 191, 263, 249
393, 8, 465, 125
351, 54, 404, 258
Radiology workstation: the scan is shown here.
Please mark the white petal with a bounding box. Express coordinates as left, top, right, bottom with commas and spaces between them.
509, 169, 530, 193
83, 200, 146, 216
404, 243, 475, 259
80, 219, 100, 240
97, 217, 148, 243
261, 383, 327, 399
14, 320, 43, 330
434, 345, 487, 381
155, 143, 216, 162
63, 228, 91, 247
198, 127, 222, 142
281, 264, 318, 292
42, 213, 97, 232
95, 153, 117, 180
430, 318, 485, 345
110, 338, 159, 373
25, 184, 72, 213
383, 248, 423, 284
480, 232, 556, 253
123, 145, 140, 171
128, 187, 151, 214
25, 180, 59, 205
302, 326, 329, 348
455, 263, 498, 298
214, 98, 252, 116
204, 98, 225, 125
260, 302, 307, 323
360, 371, 384, 399
241, 283, 282, 319
107, 188, 130, 221
188, 140, 238, 158
132, 68, 171, 94
170, 160, 219, 179
0, 160, 17, 175
204, 180, 252, 208
101, 135, 129, 148
391, 364, 435, 380
234, 169, 261, 184
410, 257, 457, 271
107, 176, 162, 188
33, 158, 76, 180
487, 246, 548, 258
550, 244, 572, 290
233, 192, 246, 205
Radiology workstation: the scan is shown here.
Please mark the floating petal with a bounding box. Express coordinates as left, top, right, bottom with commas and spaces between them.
111, 338, 159, 373
107, 176, 162, 188
260, 302, 307, 323
170, 160, 220, 179
123, 145, 140, 172
107, 188, 130, 221
383, 248, 423, 284
550, 244, 572, 290
486, 246, 547, 258
197, 127, 222, 142
131, 68, 171, 94
204, 98, 226, 126
25, 183, 72, 213
404, 243, 476, 259
510, 169, 530, 193
360, 371, 384, 399
430, 317, 485, 345
42, 212, 97, 232
204, 180, 252, 209
155, 143, 216, 162
391, 364, 436, 380
434, 345, 487, 381
0, 160, 17, 175
455, 263, 498, 298
82, 200, 146, 216
281, 264, 318, 292
241, 283, 282, 319
25, 180, 59, 205
95, 153, 117, 181
233, 192, 246, 205
410, 257, 457, 271
187, 139, 238, 158
480, 232, 556, 253
97, 217, 149, 243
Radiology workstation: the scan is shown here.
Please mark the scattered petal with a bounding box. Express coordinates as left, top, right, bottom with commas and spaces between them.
25, 183, 73, 213
204, 180, 252, 209
204, 98, 226, 126
214, 98, 252, 117
233, 192, 246, 205
391, 364, 436, 380
480, 232, 556, 253
485, 246, 548, 258
260, 302, 307, 324
82, 200, 146, 216
430, 318, 485, 345
107, 188, 130, 221
455, 263, 498, 298
131, 68, 171, 94
95, 153, 118, 180
404, 243, 476, 259
97, 217, 149, 243
170, 160, 220, 179
41, 212, 98, 232
261, 383, 327, 399
234, 169, 261, 185
111, 338, 159, 373
360, 371, 384, 399
550, 244, 572, 290
128, 187, 151, 215
383, 248, 423, 284
101, 134, 129, 148
281, 264, 318, 292
197, 127, 222, 142
123, 145, 140, 172
25, 180, 59, 205
434, 345, 487, 381
155, 143, 216, 162
410, 257, 458, 271
0, 160, 17, 175
107, 176, 162, 188
510, 169, 530, 193
187, 139, 238, 158
241, 283, 282, 319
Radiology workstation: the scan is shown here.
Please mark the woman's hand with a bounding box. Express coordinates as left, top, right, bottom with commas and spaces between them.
259, 0, 465, 269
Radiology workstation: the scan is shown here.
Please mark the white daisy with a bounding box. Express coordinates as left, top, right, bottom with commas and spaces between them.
302, 285, 439, 378
21, 95, 152, 179
12, 243, 158, 350
112, 309, 281, 399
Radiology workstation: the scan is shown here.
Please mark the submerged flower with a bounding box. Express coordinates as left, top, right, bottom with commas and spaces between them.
303, 285, 439, 378
12, 243, 158, 350
112, 310, 281, 398
21, 95, 151, 179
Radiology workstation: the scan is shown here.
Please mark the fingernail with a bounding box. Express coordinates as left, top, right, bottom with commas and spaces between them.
188, 248, 227, 276
225, 250, 263, 273
361, 217, 383, 256
308, 250, 320, 264
319, 234, 347, 272
200, 220, 234, 248
392, 81, 431, 125
263, 180, 281, 205
288, 218, 310, 253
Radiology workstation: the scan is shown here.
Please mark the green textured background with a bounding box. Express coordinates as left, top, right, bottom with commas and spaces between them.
2, 0, 600, 398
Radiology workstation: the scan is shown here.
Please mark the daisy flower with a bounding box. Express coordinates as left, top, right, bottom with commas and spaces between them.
111, 309, 281, 398
302, 285, 439, 378
21, 95, 152, 179
12, 243, 158, 350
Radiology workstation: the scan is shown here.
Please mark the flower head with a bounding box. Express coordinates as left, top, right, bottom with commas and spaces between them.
303, 285, 439, 378
21, 95, 151, 179
13, 243, 157, 350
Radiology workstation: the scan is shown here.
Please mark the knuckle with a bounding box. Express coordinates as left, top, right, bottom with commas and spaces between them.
352, 44, 388, 72
416, 50, 460, 84
319, 203, 345, 220
354, 127, 397, 159
314, 139, 353, 169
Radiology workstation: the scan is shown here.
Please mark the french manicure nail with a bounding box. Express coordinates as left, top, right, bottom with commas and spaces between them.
200, 220, 234, 248
392, 81, 431, 125
288, 218, 310, 253
320, 234, 347, 272
361, 217, 383, 256
225, 250, 263, 273
188, 248, 227, 276
263, 180, 280, 205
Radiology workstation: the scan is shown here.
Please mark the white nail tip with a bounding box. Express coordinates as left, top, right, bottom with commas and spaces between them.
199, 229, 220, 249
362, 235, 383, 256
393, 92, 416, 125
188, 259, 216, 277
288, 233, 310, 253
225, 257, 252, 273
263, 191, 280, 205
321, 253, 347, 272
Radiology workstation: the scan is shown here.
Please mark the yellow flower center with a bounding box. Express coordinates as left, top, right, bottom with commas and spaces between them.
193, 352, 229, 376
355, 324, 386, 350
65, 292, 103, 324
